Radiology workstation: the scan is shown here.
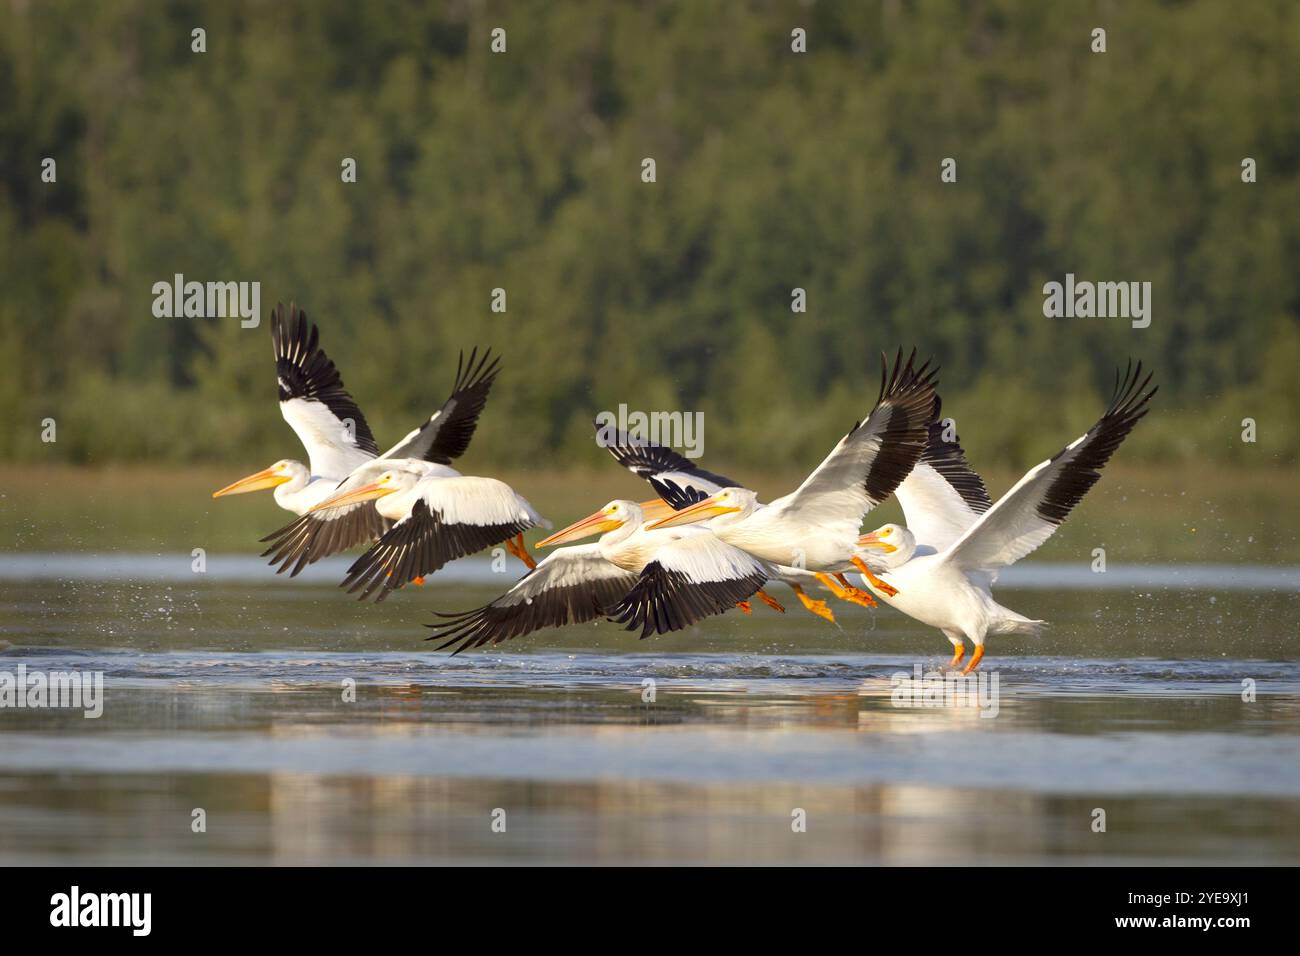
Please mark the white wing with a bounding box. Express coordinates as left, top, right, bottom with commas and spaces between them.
768, 350, 937, 530
417, 475, 547, 529
425, 545, 640, 653
895, 414, 992, 552
943, 363, 1156, 574
606, 532, 773, 638
272, 303, 377, 477
278, 401, 375, 478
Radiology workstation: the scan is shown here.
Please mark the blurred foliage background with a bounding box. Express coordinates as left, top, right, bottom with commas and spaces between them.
1, 0, 1297, 476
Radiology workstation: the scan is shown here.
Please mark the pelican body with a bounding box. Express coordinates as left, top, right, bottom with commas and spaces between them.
862, 523, 1044, 656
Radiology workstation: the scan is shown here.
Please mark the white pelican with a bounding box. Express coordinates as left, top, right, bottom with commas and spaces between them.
856, 362, 1157, 673
648, 349, 939, 606
597, 425, 838, 622
213, 302, 503, 574
425, 499, 773, 653
307, 468, 548, 601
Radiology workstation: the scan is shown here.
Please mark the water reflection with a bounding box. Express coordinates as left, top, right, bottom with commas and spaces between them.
1, 572, 1298, 864
2, 769, 1296, 865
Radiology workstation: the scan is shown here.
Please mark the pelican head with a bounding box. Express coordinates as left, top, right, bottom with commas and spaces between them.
857, 524, 917, 568
537, 500, 643, 547
212, 459, 307, 498
646, 487, 757, 530
308, 469, 412, 513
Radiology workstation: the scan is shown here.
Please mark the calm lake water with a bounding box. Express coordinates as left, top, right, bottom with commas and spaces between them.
1, 554, 1298, 864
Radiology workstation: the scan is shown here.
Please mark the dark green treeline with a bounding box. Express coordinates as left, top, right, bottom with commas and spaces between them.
2, 1, 1296, 470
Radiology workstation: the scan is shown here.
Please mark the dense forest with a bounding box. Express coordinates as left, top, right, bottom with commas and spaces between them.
2, 0, 1296, 472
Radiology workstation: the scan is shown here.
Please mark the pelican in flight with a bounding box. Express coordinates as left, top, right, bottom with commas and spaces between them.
856, 362, 1157, 673
648, 350, 939, 606
596, 425, 839, 622
307, 467, 548, 601
212, 303, 505, 574
425, 499, 773, 653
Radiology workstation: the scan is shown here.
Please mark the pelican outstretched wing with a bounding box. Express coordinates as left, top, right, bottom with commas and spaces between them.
606, 532, 772, 638
768, 349, 938, 529
943, 362, 1156, 574
426, 545, 639, 653
596, 423, 739, 497
895, 406, 992, 552
260, 488, 392, 577
382, 348, 501, 463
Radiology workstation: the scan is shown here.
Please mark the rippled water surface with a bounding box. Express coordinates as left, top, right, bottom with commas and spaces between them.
1, 555, 1298, 864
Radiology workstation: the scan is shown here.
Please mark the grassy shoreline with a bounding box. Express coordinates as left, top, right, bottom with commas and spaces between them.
2, 462, 1298, 564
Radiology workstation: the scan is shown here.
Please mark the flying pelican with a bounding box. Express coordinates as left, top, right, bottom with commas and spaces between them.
258, 347, 502, 577
425, 499, 772, 653
595, 425, 839, 622
212, 302, 503, 574
306, 467, 548, 601
648, 349, 939, 606
855, 362, 1157, 673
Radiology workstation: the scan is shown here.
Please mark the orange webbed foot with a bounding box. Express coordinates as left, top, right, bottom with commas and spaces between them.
813, 572, 877, 609
850, 557, 898, 597
792, 585, 836, 625
505, 533, 538, 570
834, 573, 878, 609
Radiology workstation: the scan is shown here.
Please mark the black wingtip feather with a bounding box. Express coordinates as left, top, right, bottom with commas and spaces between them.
423, 570, 632, 654
420, 346, 502, 464
594, 423, 739, 489
257, 504, 391, 576
270, 302, 380, 456
605, 561, 766, 639
855, 347, 941, 506
920, 401, 994, 514
649, 477, 710, 511
1033, 362, 1157, 525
